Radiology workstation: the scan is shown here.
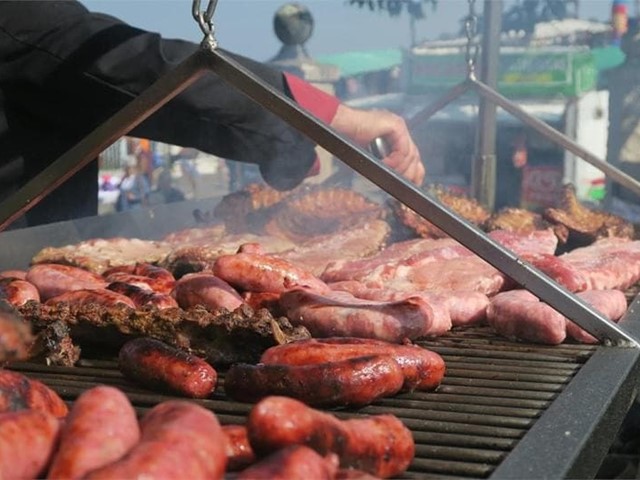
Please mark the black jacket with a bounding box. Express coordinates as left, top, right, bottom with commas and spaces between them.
0, 0, 316, 226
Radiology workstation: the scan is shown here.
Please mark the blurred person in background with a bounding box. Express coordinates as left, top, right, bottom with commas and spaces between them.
115, 155, 150, 212
0, 0, 424, 228
151, 168, 186, 205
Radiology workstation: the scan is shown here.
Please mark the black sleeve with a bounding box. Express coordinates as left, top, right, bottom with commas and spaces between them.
0, 0, 316, 191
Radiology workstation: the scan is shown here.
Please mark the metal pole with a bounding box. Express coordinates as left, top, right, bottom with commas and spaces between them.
472, 0, 502, 211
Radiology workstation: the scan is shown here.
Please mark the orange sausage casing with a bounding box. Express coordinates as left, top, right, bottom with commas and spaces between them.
0, 369, 68, 418
26, 264, 107, 301
224, 355, 404, 407
47, 386, 141, 480
0, 278, 40, 306
85, 401, 227, 480
261, 337, 445, 391
237, 445, 338, 480
118, 337, 218, 398
222, 424, 256, 471
247, 396, 415, 478
0, 409, 61, 480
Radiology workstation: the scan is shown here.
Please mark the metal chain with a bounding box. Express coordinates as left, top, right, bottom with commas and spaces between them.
464, 0, 478, 78
192, 0, 219, 50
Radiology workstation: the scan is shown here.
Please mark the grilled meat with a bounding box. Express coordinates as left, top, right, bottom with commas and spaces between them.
0, 302, 33, 364
263, 187, 385, 243
213, 183, 293, 234
18, 302, 310, 366
28, 319, 80, 367
543, 184, 634, 246
485, 207, 570, 244
390, 186, 490, 239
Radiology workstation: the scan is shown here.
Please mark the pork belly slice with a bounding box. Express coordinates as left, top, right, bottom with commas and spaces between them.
280, 288, 451, 343
487, 290, 567, 345
329, 281, 488, 327
487, 228, 559, 257
565, 290, 628, 344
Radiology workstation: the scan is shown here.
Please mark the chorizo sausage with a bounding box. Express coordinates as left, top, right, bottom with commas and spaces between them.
47, 386, 140, 479
118, 337, 217, 398
247, 396, 415, 478
237, 445, 338, 480
85, 401, 227, 480
0, 409, 61, 480
224, 355, 404, 407
0, 369, 68, 418
222, 424, 256, 471
131, 263, 176, 294
171, 273, 244, 312
0, 270, 27, 280
213, 252, 329, 293
0, 278, 40, 306
26, 264, 107, 301
45, 288, 136, 309
107, 282, 178, 310
260, 337, 445, 391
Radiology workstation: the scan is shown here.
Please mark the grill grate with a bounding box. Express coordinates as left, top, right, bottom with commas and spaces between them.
7, 327, 597, 479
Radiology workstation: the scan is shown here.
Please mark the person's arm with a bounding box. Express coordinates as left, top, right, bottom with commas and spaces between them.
0, 0, 316, 190
284, 73, 425, 185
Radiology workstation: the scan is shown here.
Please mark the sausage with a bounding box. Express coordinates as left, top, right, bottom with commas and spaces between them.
131, 263, 176, 294
85, 401, 227, 480
0, 278, 40, 306
0, 307, 34, 364
47, 386, 140, 479
0, 369, 68, 418
0, 409, 61, 480
237, 445, 339, 480
171, 273, 244, 312
45, 288, 136, 309
222, 424, 256, 471
118, 337, 217, 398
0, 269, 27, 280
224, 355, 404, 407
26, 264, 107, 301
241, 291, 283, 315
107, 282, 178, 310
247, 396, 415, 478
566, 290, 629, 344
103, 264, 176, 295
260, 337, 445, 392
213, 252, 329, 293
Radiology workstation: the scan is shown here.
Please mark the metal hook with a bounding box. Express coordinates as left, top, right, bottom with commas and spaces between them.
192, 0, 219, 50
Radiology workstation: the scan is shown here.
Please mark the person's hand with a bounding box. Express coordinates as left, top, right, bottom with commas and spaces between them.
329, 105, 425, 185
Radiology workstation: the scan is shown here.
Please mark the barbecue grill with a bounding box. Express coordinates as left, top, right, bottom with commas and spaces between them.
2, 0, 640, 477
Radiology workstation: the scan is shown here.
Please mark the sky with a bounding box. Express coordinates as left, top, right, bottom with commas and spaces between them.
81, 0, 618, 63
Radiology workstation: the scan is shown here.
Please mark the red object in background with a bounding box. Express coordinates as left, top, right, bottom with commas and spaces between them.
612, 1, 629, 43
520, 165, 564, 210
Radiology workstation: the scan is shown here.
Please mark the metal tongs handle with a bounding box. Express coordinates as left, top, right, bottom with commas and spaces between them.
369, 137, 391, 160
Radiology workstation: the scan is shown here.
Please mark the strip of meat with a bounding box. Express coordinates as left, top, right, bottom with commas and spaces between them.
525, 254, 588, 292
118, 337, 218, 398
26, 264, 107, 301
171, 273, 244, 312
566, 290, 628, 344
0, 270, 27, 280
488, 228, 559, 257
279, 288, 440, 342
0, 369, 68, 417
107, 282, 178, 310
486, 290, 567, 345
0, 278, 40, 306
0, 306, 33, 364
45, 288, 136, 309
85, 401, 227, 480
0, 409, 61, 480
224, 355, 404, 407
247, 396, 415, 478
222, 424, 256, 472
260, 337, 445, 392
213, 252, 329, 293
237, 445, 339, 480
47, 386, 140, 479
